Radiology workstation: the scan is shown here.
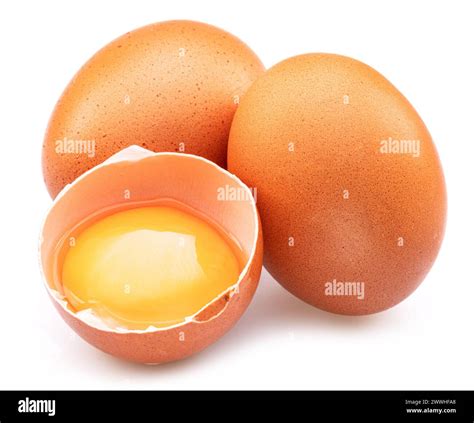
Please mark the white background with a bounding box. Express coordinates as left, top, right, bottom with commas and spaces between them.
1, 0, 473, 390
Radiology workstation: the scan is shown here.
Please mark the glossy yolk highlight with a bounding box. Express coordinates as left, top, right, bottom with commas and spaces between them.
60, 206, 242, 330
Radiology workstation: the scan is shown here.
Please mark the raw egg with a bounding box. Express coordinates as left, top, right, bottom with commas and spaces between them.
40, 146, 263, 363
228, 53, 446, 315
58, 203, 245, 331
42, 20, 264, 198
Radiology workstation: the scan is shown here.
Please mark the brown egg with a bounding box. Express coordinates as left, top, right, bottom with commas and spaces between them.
42, 20, 264, 198
39, 147, 263, 363
228, 53, 446, 315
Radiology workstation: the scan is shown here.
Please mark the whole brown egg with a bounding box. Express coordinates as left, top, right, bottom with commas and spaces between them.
42, 20, 264, 198
228, 53, 447, 315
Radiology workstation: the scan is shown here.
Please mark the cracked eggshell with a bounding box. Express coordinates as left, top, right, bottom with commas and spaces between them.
39, 147, 263, 364
42, 20, 265, 198
228, 53, 446, 315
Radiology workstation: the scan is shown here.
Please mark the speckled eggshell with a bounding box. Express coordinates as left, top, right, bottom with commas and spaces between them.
42, 20, 265, 198
228, 53, 447, 315
40, 148, 263, 363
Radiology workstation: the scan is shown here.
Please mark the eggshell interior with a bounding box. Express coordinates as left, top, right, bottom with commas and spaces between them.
40, 146, 259, 332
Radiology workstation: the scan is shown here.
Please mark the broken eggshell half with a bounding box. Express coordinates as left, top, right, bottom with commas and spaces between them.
39, 146, 263, 364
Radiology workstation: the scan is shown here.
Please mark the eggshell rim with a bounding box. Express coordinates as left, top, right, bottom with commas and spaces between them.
38, 146, 260, 334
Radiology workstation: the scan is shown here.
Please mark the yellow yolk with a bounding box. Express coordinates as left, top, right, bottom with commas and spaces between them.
59, 205, 243, 330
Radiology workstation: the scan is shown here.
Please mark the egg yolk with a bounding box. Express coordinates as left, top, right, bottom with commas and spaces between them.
59, 205, 243, 330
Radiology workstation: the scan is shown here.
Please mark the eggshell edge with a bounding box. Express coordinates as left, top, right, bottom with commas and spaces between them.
39, 146, 263, 364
